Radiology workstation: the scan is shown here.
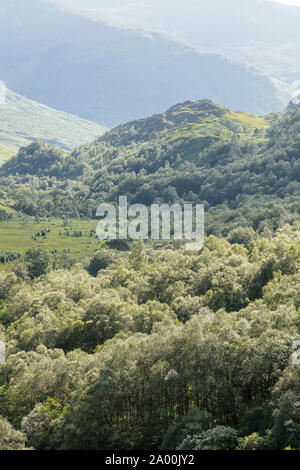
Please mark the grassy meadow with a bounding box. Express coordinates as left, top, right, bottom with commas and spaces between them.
0, 219, 104, 270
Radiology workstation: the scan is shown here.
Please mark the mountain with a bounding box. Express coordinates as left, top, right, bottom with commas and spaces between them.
69, 0, 300, 100
0, 0, 283, 127
0, 88, 107, 162
84, 98, 299, 217
1, 99, 268, 177
1, 97, 299, 232
70, 0, 300, 45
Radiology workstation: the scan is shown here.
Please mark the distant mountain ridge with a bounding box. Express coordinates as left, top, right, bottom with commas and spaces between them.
69, 0, 300, 45
68, 0, 300, 104
0, 87, 107, 161
0, 0, 283, 127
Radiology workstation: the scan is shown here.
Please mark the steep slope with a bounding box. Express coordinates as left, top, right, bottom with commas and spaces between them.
69, 0, 300, 101
0, 0, 282, 127
0, 88, 107, 162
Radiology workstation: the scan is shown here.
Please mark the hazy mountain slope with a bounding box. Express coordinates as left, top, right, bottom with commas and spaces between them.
71, 0, 300, 45
0, 0, 282, 127
70, 0, 300, 100
0, 144, 12, 161
0, 88, 107, 161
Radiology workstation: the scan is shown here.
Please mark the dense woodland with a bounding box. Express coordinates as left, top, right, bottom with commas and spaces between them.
1, 100, 299, 234
0, 99, 299, 450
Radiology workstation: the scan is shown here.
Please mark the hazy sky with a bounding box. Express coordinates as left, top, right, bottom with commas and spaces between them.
69, 0, 300, 7
272, 0, 300, 5
71, 0, 300, 7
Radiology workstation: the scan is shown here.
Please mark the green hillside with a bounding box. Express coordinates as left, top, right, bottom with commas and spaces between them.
0, 96, 299, 451
95, 99, 268, 148
64, 98, 270, 183
0, 97, 299, 237
0, 88, 108, 162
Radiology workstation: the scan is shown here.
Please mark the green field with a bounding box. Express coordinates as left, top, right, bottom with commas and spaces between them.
0, 219, 104, 269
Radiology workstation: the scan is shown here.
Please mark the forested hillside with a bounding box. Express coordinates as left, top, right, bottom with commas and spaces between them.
0, 96, 299, 450
0, 228, 299, 450
1, 98, 299, 233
